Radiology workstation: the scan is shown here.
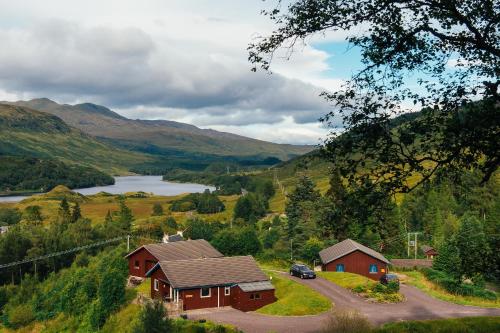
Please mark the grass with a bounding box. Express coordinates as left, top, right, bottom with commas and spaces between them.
256, 272, 332, 316
399, 270, 500, 308
375, 316, 500, 333
318, 272, 404, 303
136, 278, 151, 298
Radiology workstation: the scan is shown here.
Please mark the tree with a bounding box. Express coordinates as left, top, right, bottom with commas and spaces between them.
132, 300, 172, 333
301, 237, 324, 264
184, 217, 216, 241
285, 176, 320, 239
250, 0, 499, 201
151, 203, 164, 216
433, 238, 461, 280
71, 202, 82, 223
455, 214, 490, 280
0, 208, 21, 226
234, 193, 266, 222
116, 198, 133, 233
58, 198, 71, 224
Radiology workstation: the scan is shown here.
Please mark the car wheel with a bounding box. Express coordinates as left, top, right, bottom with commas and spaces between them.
301, 274, 305, 279
290, 271, 293, 276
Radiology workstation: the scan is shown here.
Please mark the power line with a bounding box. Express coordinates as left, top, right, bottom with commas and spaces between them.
0, 236, 126, 270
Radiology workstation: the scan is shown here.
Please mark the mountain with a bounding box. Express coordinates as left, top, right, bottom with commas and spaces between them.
6, 98, 313, 161
0, 104, 151, 174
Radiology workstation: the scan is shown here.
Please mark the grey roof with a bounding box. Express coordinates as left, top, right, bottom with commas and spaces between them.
125, 239, 223, 261
319, 239, 390, 264
238, 281, 275, 292
166, 234, 184, 242
421, 245, 436, 253
147, 256, 270, 289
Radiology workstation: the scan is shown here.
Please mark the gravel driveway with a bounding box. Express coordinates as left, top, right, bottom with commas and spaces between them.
187, 275, 500, 333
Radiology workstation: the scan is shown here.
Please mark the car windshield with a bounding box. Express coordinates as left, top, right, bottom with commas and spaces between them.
298, 265, 310, 271
387, 274, 398, 279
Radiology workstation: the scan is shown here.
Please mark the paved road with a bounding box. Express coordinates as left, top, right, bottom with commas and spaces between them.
188, 275, 500, 333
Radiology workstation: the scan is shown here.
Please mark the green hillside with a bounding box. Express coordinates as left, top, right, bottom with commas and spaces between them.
7, 98, 313, 161
0, 104, 151, 174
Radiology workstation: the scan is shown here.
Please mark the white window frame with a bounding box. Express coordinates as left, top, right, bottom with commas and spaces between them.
224, 286, 231, 296
200, 287, 211, 298
134, 260, 140, 269
154, 279, 159, 291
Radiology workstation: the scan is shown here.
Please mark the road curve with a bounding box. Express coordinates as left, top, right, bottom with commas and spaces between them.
187, 275, 500, 333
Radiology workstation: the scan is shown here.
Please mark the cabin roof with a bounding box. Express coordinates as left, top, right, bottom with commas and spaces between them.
125, 239, 223, 261
319, 239, 390, 265
146, 255, 271, 289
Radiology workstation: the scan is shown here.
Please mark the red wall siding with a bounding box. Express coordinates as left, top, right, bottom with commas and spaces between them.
323, 250, 388, 280
180, 287, 221, 310
127, 248, 158, 278
231, 286, 276, 312
150, 269, 171, 300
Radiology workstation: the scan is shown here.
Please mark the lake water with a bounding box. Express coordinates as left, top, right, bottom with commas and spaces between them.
0, 176, 215, 203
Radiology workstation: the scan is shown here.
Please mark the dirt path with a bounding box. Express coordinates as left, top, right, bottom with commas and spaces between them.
187, 275, 500, 333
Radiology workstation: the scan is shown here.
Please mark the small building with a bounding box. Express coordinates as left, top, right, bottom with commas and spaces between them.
421, 245, 438, 259
319, 239, 390, 280
0, 226, 9, 235
146, 255, 276, 311
125, 239, 223, 278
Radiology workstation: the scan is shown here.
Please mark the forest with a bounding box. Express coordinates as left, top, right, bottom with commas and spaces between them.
0, 156, 114, 194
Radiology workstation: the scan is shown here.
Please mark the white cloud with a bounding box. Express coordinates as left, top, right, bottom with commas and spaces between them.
0, 0, 345, 144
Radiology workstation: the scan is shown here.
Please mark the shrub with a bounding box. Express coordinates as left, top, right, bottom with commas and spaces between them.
372, 283, 387, 293
8, 304, 35, 328
352, 285, 366, 293
318, 309, 373, 333
386, 281, 400, 293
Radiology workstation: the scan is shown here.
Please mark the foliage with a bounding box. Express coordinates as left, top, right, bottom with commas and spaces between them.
233, 193, 266, 222
0, 156, 114, 195
257, 272, 331, 316
212, 227, 261, 256
0, 208, 22, 226
421, 268, 497, 301
250, 0, 499, 199
132, 300, 171, 333
170, 191, 225, 214
318, 272, 404, 303
375, 316, 500, 333
183, 217, 222, 241
301, 237, 324, 263
151, 203, 164, 216
318, 310, 372, 333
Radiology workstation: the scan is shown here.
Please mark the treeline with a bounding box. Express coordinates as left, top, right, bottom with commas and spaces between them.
170, 190, 225, 214
0, 156, 114, 194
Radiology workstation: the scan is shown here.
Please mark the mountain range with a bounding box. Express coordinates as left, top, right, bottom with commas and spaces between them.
0, 99, 313, 174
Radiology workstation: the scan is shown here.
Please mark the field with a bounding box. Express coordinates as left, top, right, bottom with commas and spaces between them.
375, 316, 500, 333
0, 186, 240, 227
256, 272, 332, 316
398, 271, 500, 308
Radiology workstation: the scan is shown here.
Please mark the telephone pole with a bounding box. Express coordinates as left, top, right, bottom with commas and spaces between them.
407, 232, 421, 259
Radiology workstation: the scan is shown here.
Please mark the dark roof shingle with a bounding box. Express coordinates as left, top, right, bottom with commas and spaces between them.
149, 256, 270, 289
319, 239, 390, 264
125, 239, 223, 261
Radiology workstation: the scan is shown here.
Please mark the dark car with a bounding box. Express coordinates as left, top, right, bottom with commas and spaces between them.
380, 273, 400, 285
290, 264, 316, 279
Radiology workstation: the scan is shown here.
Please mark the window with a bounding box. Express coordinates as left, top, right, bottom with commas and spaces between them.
154, 279, 159, 291
336, 264, 345, 272
200, 287, 211, 298
134, 260, 140, 269
224, 286, 231, 296
369, 264, 378, 274
250, 293, 261, 300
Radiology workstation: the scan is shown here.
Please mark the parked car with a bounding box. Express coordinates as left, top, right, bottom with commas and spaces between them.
380, 273, 399, 285
290, 264, 316, 279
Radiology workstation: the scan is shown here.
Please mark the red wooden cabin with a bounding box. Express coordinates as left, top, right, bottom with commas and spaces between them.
320, 239, 390, 280
125, 239, 223, 278
146, 255, 276, 311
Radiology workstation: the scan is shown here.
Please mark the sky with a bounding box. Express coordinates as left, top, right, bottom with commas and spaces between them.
0, 0, 362, 145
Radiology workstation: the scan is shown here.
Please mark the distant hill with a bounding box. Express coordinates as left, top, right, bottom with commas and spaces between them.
6, 98, 313, 161
0, 104, 151, 174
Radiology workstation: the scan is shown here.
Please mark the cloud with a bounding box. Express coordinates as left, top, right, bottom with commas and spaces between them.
0, 0, 348, 143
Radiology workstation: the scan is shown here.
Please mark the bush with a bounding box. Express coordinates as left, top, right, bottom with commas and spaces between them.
372, 283, 387, 293
8, 304, 35, 328
318, 310, 372, 333
422, 268, 497, 300
386, 281, 400, 293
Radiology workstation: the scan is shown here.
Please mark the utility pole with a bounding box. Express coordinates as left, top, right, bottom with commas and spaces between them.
414, 232, 418, 260
290, 239, 293, 261
407, 232, 420, 259
407, 233, 410, 258
127, 235, 130, 251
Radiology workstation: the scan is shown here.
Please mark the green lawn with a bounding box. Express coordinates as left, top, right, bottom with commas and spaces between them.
318, 272, 376, 289
375, 316, 500, 333
136, 278, 151, 298
318, 272, 404, 303
400, 271, 500, 308
256, 272, 332, 316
